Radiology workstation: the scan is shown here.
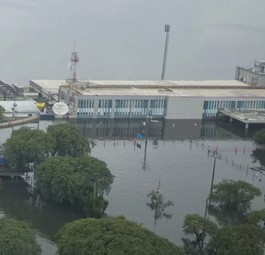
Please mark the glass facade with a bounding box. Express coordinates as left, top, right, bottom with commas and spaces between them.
114, 99, 149, 117
203, 100, 265, 118
98, 99, 112, 116
77, 99, 94, 116
150, 100, 166, 116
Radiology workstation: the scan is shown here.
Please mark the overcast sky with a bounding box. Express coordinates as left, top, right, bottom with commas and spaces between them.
0, 0, 265, 85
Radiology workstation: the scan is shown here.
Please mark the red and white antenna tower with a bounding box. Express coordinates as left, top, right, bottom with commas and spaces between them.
70, 43, 79, 85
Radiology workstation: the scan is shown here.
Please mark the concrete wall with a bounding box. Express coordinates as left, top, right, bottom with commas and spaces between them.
165, 97, 203, 119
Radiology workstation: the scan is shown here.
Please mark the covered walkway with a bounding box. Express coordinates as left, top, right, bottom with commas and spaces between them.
219, 109, 265, 130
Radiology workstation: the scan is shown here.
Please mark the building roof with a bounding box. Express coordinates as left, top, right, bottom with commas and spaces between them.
0, 100, 40, 113
30, 80, 68, 90
82, 79, 249, 88
75, 87, 265, 98
31, 79, 249, 90
31, 79, 265, 98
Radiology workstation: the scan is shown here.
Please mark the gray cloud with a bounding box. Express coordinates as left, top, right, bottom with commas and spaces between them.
0, 0, 264, 84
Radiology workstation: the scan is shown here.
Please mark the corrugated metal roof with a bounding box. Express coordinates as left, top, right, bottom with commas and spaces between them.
31, 79, 249, 89
78, 87, 265, 98
168, 80, 249, 87
85, 79, 249, 88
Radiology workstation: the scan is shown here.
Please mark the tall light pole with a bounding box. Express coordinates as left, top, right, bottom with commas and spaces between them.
161, 24, 170, 80
201, 151, 221, 251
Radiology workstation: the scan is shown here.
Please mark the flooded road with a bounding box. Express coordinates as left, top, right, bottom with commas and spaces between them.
0, 120, 264, 254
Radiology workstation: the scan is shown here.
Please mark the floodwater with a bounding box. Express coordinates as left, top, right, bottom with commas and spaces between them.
0, 119, 265, 254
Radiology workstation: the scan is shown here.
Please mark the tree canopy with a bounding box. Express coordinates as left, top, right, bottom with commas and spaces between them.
47, 123, 91, 157
254, 128, 265, 145
209, 179, 261, 213
208, 224, 265, 255
0, 218, 41, 255
56, 217, 185, 255
3, 127, 49, 171
35, 155, 114, 217
247, 208, 265, 227
183, 214, 217, 245
3, 123, 92, 171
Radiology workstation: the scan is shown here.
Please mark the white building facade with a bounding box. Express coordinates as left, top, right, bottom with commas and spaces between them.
31, 79, 265, 120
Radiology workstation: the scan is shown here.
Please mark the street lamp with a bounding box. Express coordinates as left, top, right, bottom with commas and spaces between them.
11, 100, 17, 121
201, 150, 221, 251
209, 151, 221, 196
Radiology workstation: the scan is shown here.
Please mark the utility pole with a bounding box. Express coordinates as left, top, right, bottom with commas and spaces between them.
161, 24, 170, 80
200, 151, 221, 252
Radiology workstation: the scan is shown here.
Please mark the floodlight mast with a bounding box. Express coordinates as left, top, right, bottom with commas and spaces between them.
161, 24, 170, 80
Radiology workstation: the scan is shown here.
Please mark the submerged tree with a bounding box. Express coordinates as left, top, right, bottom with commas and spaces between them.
3, 123, 93, 171
3, 127, 49, 171
146, 180, 174, 226
35, 155, 114, 217
209, 179, 261, 214
56, 217, 185, 255
182, 214, 217, 251
47, 123, 92, 157
0, 218, 41, 255
254, 128, 265, 145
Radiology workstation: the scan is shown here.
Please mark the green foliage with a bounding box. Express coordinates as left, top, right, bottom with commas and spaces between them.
3, 127, 49, 171
3, 123, 92, 171
208, 206, 246, 227
209, 179, 261, 213
146, 184, 174, 223
0, 218, 41, 255
208, 224, 265, 255
47, 123, 91, 157
35, 156, 114, 217
0, 105, 5, 116
183, 214, 217, 243
254, 128, 265, 145
56, 217, 185, 255
247, 208, 265, 226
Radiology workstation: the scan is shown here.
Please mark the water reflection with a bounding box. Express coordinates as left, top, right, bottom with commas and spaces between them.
74, 118, 244, 140
0, 179, 83, 241
0, 119, 265, 254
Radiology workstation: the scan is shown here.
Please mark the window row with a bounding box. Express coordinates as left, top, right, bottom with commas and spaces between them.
77, 98, 166, 117
203, 100, 265, 118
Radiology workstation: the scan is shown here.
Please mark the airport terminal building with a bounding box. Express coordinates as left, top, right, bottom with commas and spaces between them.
29, 79, 265, 120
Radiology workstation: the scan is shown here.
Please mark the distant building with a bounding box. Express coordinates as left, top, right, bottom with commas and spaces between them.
0, 100, 40, 119
29, 80, 68, 102
235, 60, 265, 86
0, 80, 17, 100
30, 79, 265, 120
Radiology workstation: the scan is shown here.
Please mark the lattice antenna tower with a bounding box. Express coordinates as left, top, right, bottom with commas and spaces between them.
70, 43, 79, 86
